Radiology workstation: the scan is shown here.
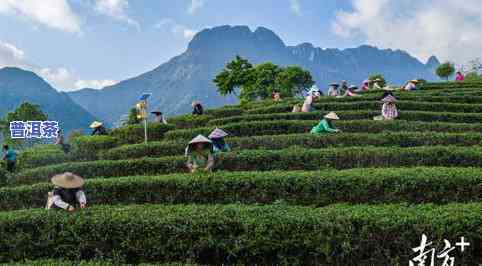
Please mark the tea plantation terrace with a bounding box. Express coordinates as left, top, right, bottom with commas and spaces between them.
2, 82, 482, 265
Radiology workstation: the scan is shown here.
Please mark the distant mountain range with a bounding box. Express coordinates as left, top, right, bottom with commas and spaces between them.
0, 25, 439, 128
0, 67, 97, 134
68, 25, 440, 125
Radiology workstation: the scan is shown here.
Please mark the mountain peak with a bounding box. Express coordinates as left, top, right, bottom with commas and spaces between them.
426, 55, 441, 69
253, 27, 285, 47
0, 66, 50, 86
187, 25, 285, 52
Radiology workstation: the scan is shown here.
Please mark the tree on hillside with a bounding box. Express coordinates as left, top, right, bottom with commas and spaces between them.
0, 102, 48, 148
214, 55, 254, 96
368, 74, 387, 88
436, 62, 455, 81
276, 66, 314, 96
125, 107, 141, 125
215, 56, 314, 103
250, 62, 282, 99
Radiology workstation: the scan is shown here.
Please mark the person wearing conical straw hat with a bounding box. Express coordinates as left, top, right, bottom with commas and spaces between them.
192, 101, 204, 116
374, 95, 398, 121
327, 83, 340, 97
185, 135, 215, 173
402, 79, 419, 91
373, 78, 384, 90
361, 79, 370, 91
90, 121, 108, 136
209, 128, 231, 154
381, 95, 398, 120
47, 172, 87, 211
341, 85, 361, 97
272, 90, 282, 102
311, 112, 341, 134
151, 109, 168, 125
302, 85, 322, 113
455, 71, 465, 82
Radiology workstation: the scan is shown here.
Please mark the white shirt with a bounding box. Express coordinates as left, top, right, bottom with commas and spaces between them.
53, 190, 87, 209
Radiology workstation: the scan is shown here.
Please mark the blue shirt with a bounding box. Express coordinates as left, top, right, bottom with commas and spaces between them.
4, 149, 16, 162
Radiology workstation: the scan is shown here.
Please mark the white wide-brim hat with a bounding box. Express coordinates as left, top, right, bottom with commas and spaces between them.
189, 135, 212, 145
89, 121, 103, 129
324, 112, 340, 120
51, 172, 85, 189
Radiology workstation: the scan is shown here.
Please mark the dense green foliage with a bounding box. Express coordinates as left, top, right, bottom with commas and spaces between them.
3, 167, 482, 211
5, 80, 482, 265
110, 123, 174, 144
436, 62, 455, 80
245, 100, 482, 115
101, 132, 482, 160
214, 56, 314, 102
1, 261, 195, 266
165, 119, 482, 140
16, 146, 482, 184
0, 102, 48, 147
0, 203, 480, 265
125, 107, 141, 125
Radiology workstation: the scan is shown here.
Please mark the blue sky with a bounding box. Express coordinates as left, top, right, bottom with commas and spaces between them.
0, 0, 480, 91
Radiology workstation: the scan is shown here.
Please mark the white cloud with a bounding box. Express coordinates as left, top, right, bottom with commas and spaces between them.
0, 0, 81, 33
75, 79, 117, 89
0, 41, 116, 91
289, 0, 302, 16
93, 0, 140, 29
188, 0, 205, 14
332, 0, 482, 64
155, 18, 197, 40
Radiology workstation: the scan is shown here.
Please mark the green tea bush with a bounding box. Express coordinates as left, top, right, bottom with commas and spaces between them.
210, 110, 482, 126
16, 146, 482, 184
15, 145, 70, 169
1, 260, 195, 265
421, 81, 482, 89
245, 100, 482, 115
111, 123, 175, 144
3, 167, 482, 211
17, 152, 71, 169
204, 107, 243, 118
70, 136, 119, 160
165, 120, 482, 141
167, 114, 211, 129
0, 203, 480, 265
101, 132, 482, 160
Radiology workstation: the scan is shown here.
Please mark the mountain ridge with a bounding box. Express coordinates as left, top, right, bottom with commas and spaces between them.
0, 67, 98, 134
68, 25, 439, 125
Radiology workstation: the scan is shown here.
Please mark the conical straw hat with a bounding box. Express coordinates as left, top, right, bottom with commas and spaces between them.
151, 109, 162, 115
209, 128, 229, 139
189, 135, 212, 145
51, 172, 85, 189
382, 95, 397, 103
324, 112, 340, 120
89, 121, 103, 129
410, 79, 419, 83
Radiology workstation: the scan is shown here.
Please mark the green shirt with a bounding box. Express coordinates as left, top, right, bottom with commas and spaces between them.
311, 119, 338, 134
187, 150, 214, 169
